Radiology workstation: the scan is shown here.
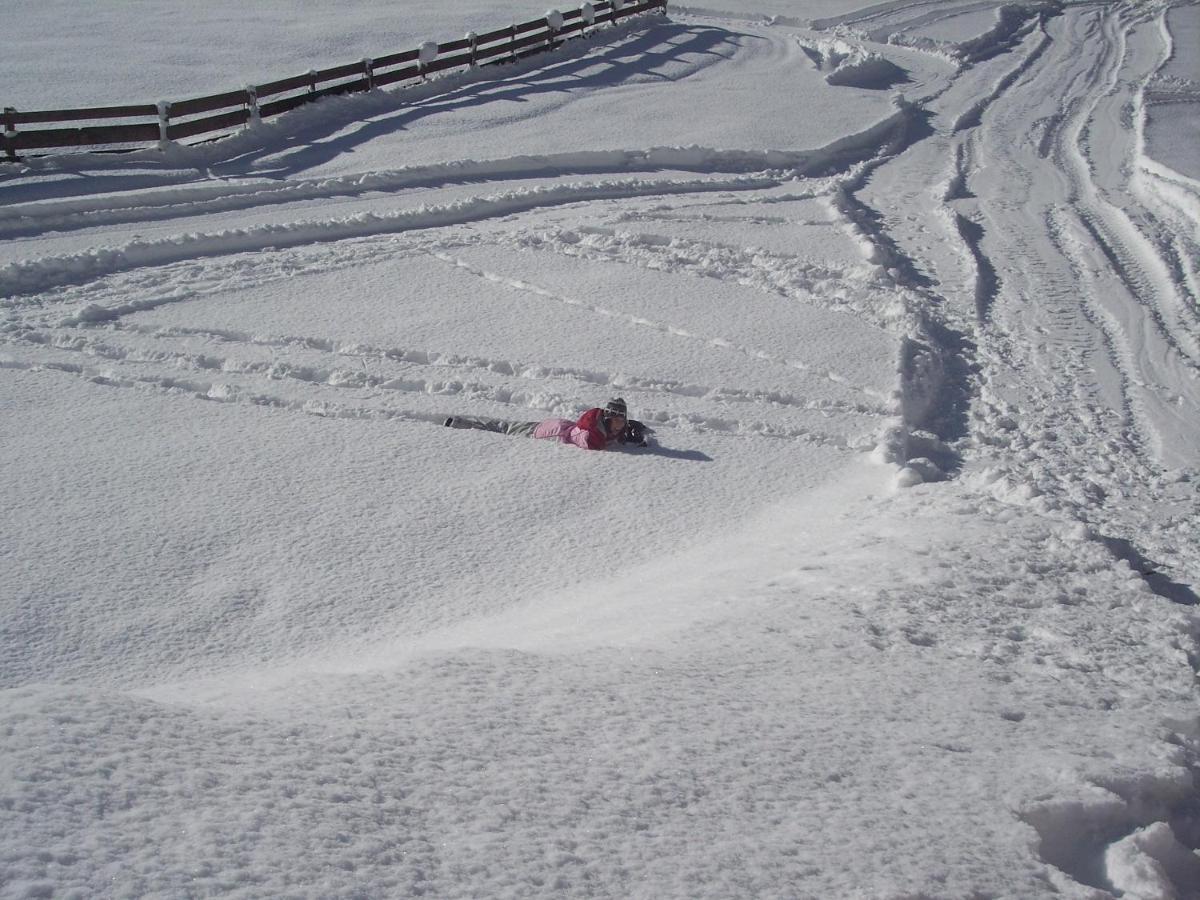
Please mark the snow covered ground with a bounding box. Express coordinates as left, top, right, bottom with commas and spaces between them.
2, 1, 1198, 898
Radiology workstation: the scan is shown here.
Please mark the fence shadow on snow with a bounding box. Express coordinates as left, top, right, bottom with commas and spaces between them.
1, 0, 667, 161
215, 22, 742, 179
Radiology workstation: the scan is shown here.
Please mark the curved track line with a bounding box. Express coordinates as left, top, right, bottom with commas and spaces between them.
0, 351, 857, 448
426, 248, 893, 403
0, 175, 783, 300
10, 321, 888, 418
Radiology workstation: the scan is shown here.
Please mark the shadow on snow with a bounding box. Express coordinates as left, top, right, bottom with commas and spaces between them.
216, 23, 749, 179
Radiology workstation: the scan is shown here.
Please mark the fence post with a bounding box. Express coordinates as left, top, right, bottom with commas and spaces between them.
2, 107, 16, 161
418, 42, 438, 81
246, 86, 260, 127
1, 5, 673, 160
157, 101, 171, 148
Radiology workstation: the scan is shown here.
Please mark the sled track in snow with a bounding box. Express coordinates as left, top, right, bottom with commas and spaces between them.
0, 10, 934, 468
949, 15, 1051, 134
829, 0, 1199, 605
1, 168, 902, 451
0, 174, 788, 299
3, 8, 1199, 899
0, 97, 922, 300
0, 148, 843, 242
1, 99, 920, 459
7, 318, 890, 418
1023, 5, 1200, 467
934, 2, 1200, 598
932, 1, 1200, 471
426, 248, 893, 402
0, 348, 870, 450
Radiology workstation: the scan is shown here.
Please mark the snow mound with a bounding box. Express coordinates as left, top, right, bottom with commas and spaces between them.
1106, 822, 1200, 900
1020, 761, 1200, 897
797, 37, 908, 90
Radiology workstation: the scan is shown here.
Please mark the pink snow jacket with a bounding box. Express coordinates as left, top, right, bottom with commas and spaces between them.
533, 408, 609, 450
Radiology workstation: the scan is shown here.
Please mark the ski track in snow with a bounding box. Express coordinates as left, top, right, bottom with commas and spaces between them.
796, 4, 1200, 887
424, 246, 893, 403
965, 6, 1200, 495
851, 2, 1200, 554
0, 1, 1193, 648
0, 190, 901, 449
0, 342, 872, 450
0, 53, 919, 455
2, 3, 1199, 898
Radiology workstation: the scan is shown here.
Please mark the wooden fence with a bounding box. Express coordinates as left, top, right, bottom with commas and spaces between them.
1, 0, 666, 160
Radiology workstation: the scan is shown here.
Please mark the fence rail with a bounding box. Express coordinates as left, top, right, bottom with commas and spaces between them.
1, 0, 666, 160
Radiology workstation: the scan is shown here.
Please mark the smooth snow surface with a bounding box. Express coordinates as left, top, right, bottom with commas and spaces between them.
2, 2, 1199, 899
0, 1, 577, 109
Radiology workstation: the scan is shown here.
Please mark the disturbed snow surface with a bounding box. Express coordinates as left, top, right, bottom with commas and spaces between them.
2, 2, 1199, 898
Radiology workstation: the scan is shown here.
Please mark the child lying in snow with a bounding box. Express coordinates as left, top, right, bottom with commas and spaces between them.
444, 398, 647, 449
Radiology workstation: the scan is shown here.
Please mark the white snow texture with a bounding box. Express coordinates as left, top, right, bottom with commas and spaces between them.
1, 1, 1198, 898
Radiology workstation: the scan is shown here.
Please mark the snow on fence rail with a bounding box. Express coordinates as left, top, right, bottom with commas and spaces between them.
0, 0, 666, 160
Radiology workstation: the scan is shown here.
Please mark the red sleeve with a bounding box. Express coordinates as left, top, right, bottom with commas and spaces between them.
573, 408, 609, 450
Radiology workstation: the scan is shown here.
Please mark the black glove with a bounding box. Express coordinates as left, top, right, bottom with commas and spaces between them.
621, 419, 648, 447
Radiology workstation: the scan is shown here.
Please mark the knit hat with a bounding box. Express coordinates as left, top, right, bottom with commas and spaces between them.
604, 397, 627, 418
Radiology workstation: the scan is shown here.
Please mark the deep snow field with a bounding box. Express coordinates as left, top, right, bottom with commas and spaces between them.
2, 1, 1199, 898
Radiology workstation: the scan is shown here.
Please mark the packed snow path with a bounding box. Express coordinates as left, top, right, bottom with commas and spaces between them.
856, 0, 1200, 588
1, 3, 1198, 898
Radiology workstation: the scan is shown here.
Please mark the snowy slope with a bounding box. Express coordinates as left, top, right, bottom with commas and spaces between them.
0, 0, 592, 109
2, 2, 1198, 898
